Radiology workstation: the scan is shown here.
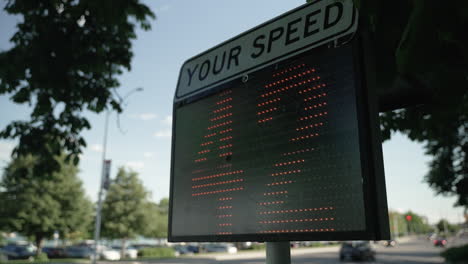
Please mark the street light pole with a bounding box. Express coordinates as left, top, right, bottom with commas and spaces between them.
92, 110, 110, 264
92, 87, 143, 264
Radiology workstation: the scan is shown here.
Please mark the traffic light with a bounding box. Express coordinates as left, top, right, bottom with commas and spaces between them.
405, 215, 413, 221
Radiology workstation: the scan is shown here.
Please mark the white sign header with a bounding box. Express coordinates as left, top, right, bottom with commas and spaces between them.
175, 0, 357, 102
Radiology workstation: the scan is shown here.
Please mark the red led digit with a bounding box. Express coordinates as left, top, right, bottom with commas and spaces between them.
219, 89, 232, 97
266, 181, 294, 186
197, 149, 210, 154
303, 92, 327, 102
217, 206, 233, 209
263, 190, 288, 196
200, 141, 214, 146
192, 170, 244, 181
192, 187, 244, 196
192, 178, 244, 189
282, 148, 313, 156
258, 117, 273, 123
259, 217, 334, 224
218, 144, 233, 149
274, 159, 305, 167
258, 206, 334, 214
216, 97, 233, 105
210, 113, 233, 121
299, 112, 328, 121
213, 105, 232, 113
207, 120, 233, 130
290, 133, 319, 142
219, 128, 233, 134
271, 169, 302, 177
296, 122, 324, 131
204, 132, 217, 138
258, 201, 285, 205
298, 83, 326, 94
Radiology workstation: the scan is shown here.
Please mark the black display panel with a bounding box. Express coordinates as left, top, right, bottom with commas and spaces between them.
169, 39, 388, 242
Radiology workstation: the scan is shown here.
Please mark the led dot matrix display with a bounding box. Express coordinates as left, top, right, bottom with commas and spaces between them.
169, 40, 389, 242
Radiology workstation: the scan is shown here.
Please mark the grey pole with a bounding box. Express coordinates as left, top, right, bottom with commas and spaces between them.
266, 242, 291, 264
92, 111, 110, 264
393, 214, 399, 239
91, 87, 143, 264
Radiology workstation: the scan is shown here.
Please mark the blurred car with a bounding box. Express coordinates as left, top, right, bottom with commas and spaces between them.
290, 242, 300, 248
203, 243, 237, 254
382, 240, 397, 247
433, 238, 448, 247
0, 249, 8, 262
42, 247, 66, 258
2, 244, 36, 260
65, 246, 93, 259
98, 246, 121, 260
173, 245, 194, 257
428, 232, 437, 241
111, 246, 138, 259
339, 241, 375, 261
186, 244, 201, 253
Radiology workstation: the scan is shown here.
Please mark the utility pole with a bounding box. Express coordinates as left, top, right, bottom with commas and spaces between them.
91, 87, 143, 264
443, 219, 449, 235
92, 111, 110, 264
393, 214, 399, 239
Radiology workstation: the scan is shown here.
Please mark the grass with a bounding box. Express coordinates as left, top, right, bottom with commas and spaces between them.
0, 259, 88, 264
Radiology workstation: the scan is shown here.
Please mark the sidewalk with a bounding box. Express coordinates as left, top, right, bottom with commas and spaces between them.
191, 245, 340, 261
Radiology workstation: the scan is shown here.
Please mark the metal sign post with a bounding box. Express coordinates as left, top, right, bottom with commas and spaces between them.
266, 242, 291, 264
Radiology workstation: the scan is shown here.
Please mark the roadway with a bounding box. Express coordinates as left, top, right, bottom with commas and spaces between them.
104, 238, 445, 264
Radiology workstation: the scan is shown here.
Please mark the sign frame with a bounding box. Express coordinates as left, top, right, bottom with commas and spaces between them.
168, 1, 389, 243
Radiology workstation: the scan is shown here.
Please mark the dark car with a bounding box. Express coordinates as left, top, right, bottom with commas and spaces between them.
2, 244, 36, 260
186, 245, 200, 254
42, 247, 66, 259
173, 245, 193, 256
339, 241, 375, 261
0, 249, 8, 262
433, 238, 447, 247
65, 246, 93, 258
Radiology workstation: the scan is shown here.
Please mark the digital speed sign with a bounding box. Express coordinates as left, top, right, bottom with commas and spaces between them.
169, 0, 389, 242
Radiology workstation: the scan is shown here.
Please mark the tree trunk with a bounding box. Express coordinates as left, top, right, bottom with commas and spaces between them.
35, 234, 44, 256
121, 238, 127, 259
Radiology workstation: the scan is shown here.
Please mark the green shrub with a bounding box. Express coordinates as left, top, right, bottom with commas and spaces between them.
250, 243, 266, 250
35, 252, 49, 262
138, 247, 175, 258
441, 244, 468, 263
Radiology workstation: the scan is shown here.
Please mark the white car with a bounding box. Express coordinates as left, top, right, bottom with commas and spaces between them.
203, 243, 237, 254
111, 246, 138, 259
99, 246, 121, 261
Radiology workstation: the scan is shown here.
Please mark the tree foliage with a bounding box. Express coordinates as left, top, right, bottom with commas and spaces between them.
402, 211, 433, 234
388, 211, 433, 237
101, 168, 168, 256
436, 219, 461, 235
345, 0, 468, 207
0, 0, 155, 173
101, 167, 153, 240
146, 198, 169, 238
0, 155, 93, 254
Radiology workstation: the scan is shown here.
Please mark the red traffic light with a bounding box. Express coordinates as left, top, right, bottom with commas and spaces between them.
405, 215, 413, 221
